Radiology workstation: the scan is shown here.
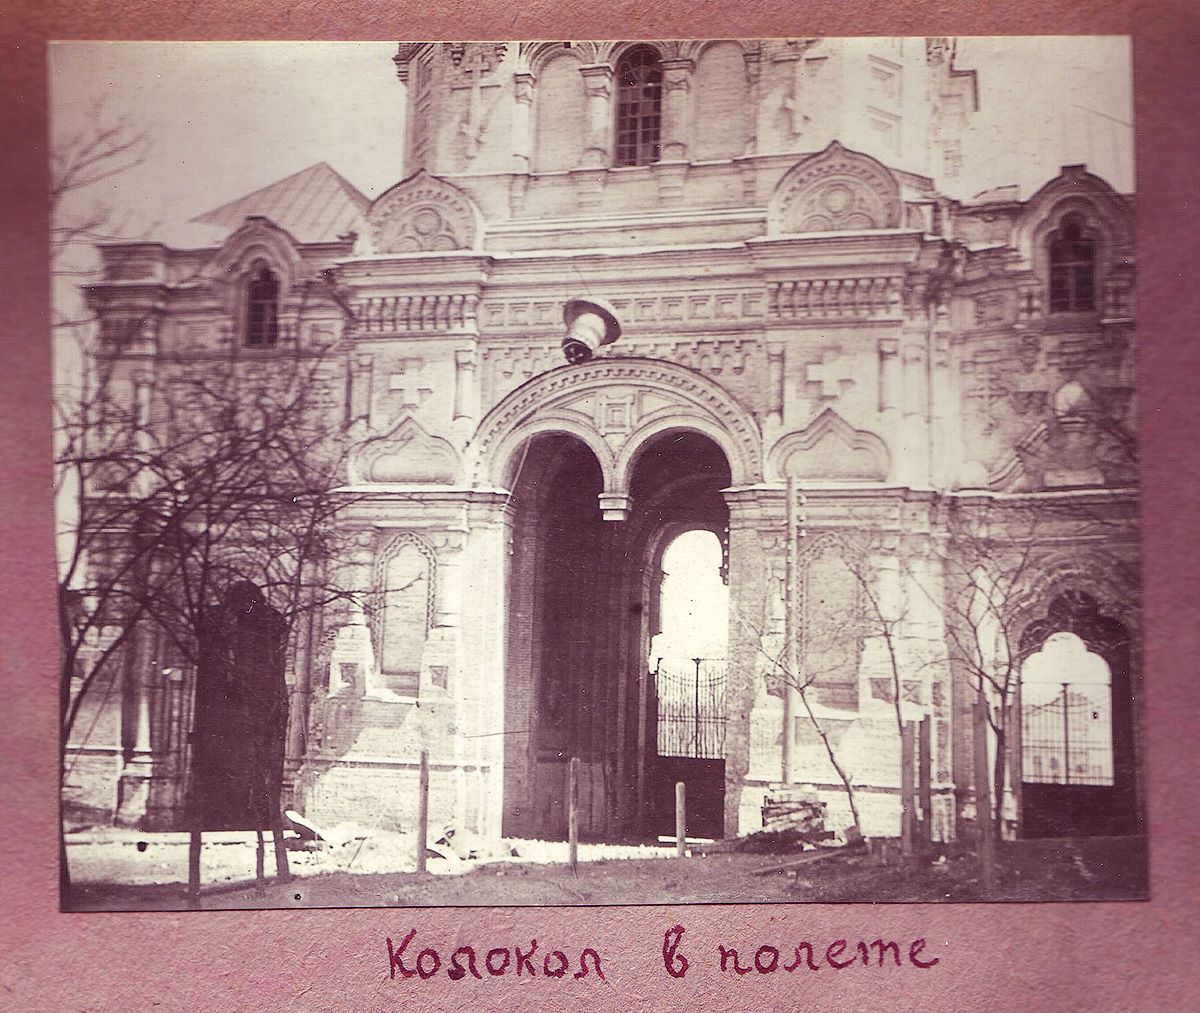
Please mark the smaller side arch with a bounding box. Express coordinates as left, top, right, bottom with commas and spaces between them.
488, 413, 618, 492
615, 416, 743, 497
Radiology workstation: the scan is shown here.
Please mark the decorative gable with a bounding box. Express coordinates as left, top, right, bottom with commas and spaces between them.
769, 408, 890, 481
767, 140, 902, 235
366, 170, 483, 254
349, 416, 460, 484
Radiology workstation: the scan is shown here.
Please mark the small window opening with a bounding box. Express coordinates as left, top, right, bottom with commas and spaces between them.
615, 46, 663, 167
245, 266, 280, 347
1048, 213, 1096, 313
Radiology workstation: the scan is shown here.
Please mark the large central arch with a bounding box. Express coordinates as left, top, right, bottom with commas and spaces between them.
478, 358, 757, 840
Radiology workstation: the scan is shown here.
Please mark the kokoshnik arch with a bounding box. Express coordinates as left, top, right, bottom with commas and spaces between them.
68, 40, 1141, 846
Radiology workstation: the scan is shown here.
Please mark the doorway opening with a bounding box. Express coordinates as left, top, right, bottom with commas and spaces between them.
1018, 592, 1137, 838
647, 529, 729, 840
502, 428, 733, 841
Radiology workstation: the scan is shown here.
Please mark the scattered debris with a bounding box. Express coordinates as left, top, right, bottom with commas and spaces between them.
751, 837, 869, 877
761, 786, 826, 835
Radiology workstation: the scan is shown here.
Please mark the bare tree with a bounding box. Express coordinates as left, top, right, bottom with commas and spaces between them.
55, 326, 422, 902
736, 586, 870, 840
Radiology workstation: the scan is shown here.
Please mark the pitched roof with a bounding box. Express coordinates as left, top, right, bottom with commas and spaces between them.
190, 162, 370, 244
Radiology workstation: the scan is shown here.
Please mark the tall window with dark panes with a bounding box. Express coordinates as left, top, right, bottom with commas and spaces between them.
1048, 213, 1096, 312
615, 46, 663, 167
245, 266, 280, 347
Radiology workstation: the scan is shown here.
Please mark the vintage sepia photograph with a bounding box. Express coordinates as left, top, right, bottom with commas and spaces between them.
53, 37, 1143, 912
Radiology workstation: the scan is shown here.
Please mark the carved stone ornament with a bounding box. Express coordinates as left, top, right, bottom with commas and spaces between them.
767, 141, 902, 235
470, 357, 763, 489
366, 170, 482, 254
985, 410, 1137, 492
768, 408, 891, 482
348, 416, 460, 485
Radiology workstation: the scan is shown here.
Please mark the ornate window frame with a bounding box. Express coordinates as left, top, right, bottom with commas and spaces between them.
614, 44, 664, 167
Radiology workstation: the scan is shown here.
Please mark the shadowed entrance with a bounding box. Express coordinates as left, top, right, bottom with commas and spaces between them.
502, 430, 732, 840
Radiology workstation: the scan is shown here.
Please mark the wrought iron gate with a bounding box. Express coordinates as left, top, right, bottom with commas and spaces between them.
653, 657, 727, 759
1021, 681, 1114, 787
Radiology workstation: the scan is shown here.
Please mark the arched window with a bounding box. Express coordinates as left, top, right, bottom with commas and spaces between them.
1048, 212, 1096, 313
615, 45, 663, 167
244, 265, 280, 347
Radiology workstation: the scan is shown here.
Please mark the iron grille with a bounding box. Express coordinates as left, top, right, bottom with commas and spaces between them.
1021, 681, 1114, 786
653, 656, 727, 759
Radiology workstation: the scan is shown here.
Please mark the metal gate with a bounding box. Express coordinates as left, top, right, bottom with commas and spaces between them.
648, 656, 726, 839
653, 657, 727, 759
1021, 681, 1114, 786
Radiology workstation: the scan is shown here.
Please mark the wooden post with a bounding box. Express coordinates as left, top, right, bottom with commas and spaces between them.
900, 721, 915, 861
1010, 683, 1024, 833
568, 756, 580, 874
187, 829, 201, 910
415, 749, 429, 874
974, 700, 997, 893
675, 781, 687, 858
255, 828, 266, 893
271, 812, 291, 884
918, 716, 933, 859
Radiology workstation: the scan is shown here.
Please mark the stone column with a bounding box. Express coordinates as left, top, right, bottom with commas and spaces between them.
723, 485, 788, 836
511, 71, 535, 173
929, 302, 956, 489
579, 64, 614, 168
878, 335, 901, 481
742, 47, 762, 156
460, 495, 514, 838
453, 346, 479, 424
766, 342, 786, 437
116, 625, 155, 826
659, 58, 694, 161
902, 334, 931, 487
349, 352, 374, 427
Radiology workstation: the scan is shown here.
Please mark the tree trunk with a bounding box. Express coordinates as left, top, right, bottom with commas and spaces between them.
798, 690, 862, 838
992, 722, 1008, 840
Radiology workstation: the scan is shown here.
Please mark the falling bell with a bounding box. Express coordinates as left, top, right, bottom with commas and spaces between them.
562, 298, 622, 364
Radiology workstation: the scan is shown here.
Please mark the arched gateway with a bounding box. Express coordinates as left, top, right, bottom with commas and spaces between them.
474, 359, 758, 839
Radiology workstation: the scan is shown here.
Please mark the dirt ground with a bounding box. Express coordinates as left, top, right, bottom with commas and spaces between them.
64, 830, 1148, 911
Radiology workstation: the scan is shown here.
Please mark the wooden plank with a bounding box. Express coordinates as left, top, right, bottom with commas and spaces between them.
675, 781, 686, 858
901, 721, 916, 859
568, 756, 580, 874
750, 840, 867, 877
415, 749, 429, 874
919, 716, 933, 858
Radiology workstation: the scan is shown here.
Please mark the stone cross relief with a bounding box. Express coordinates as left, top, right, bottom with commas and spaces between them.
451, 49, 504, 164
387, 360, 433, 414
806, 349, 856, 398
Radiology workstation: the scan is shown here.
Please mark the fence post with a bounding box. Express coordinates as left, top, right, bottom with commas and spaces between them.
187, 828, 201, 910
415, 749, 429, 874
1061, 682, 1071, 784
675, 781, 687, 858
974, 700, 997, 893
900, 721, 915, 861
255, 828, 266, 892
918, 716, 933, 859
568, 756, 580, 874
